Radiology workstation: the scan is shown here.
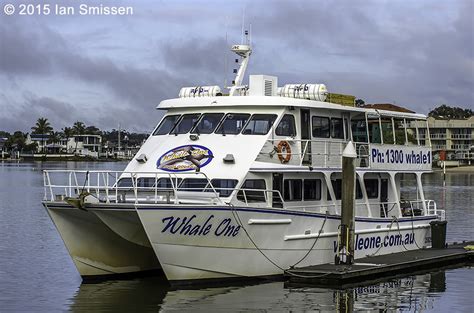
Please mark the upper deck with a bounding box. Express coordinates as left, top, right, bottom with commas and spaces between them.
141, 93, 433, 174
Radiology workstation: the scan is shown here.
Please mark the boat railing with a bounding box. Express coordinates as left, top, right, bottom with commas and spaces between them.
42, 170, 286, 207
43, 170, 225, 205
262, 139, 370, 168
406, 199, 445, 219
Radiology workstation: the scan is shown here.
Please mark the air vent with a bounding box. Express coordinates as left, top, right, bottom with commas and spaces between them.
249, 75, 278, 96
264, 80, 273, 96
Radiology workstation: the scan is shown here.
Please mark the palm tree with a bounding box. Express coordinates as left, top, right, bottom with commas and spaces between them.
72, 121, 86, 154
31, 117, 53, 153
62, 127, 73, 153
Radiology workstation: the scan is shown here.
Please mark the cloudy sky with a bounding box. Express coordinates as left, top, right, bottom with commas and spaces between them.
0, 0, 472, 133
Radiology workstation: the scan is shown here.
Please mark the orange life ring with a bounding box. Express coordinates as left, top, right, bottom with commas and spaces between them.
276, 141, 291, 163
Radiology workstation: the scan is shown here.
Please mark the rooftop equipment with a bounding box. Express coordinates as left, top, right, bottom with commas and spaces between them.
179, 86, 222, 98
278, 84, 328, 101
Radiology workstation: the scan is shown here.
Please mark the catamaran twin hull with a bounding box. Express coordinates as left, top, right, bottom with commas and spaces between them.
135, 205, 436, 283
44, 203, 161, 278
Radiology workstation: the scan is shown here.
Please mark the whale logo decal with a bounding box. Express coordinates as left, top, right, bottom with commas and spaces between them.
157, 145, 214, 172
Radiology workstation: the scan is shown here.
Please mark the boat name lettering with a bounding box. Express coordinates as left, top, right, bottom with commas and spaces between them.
333, 233, 415, 253
161, 215, 240, 237
371, 148, 431, 165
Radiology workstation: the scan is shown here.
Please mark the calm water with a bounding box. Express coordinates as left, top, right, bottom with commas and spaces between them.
0, 161, 472, 312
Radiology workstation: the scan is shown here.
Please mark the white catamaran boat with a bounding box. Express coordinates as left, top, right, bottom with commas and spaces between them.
43, 38, 445, 283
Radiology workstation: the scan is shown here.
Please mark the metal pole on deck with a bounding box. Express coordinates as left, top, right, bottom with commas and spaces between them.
336, 141, 357, 265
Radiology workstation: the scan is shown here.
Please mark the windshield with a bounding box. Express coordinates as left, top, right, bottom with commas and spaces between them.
153, 115, 181, 135
215, 113, 251, 135
192, 113, 224, 134
171, 114, 201, 134
242, 114, 277, 135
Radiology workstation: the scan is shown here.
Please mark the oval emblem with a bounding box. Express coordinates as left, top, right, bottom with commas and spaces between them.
156, 145, 214, 172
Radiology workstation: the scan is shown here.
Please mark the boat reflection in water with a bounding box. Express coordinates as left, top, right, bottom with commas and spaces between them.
69, 270, 448, 312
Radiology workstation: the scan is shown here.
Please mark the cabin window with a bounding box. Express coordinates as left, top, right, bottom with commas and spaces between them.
153, 115, 181, 135
275, 114, 296, 136
312, 116, 330, 138
367, 115, 382, 144
331, 118, 344, 139
178, 178, 209, 192
137, 178, 156, 188
304, 179, 322, 201
284, 179, 303, 201
207, 179, 238, 197
242, 114, 278, 135
328, 179, 362, 200
191, 113, 224, 134
171, 114, 201, 134
380, 118, 394, 144
351, 118, 368, 143
215, 113, 251, 135
364, 179, 379, 199
394, 118, 406, 145
237, 179, 266, 202
117, 178, 132, 188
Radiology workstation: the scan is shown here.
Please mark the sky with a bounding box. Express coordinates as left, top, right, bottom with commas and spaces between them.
0, 0, 473, 134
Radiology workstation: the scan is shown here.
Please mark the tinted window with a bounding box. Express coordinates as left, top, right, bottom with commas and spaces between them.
156, 178, 181, 189
207, 179, 238, 197
117, 178, 132, 187
215, 113, 250, 135
304, 179, 321, 200
329, 179, 363, 200
276, 114, 296, 136
351, 119, 368, 143
242, 114, 277, 135
178, 178, 209, 191
137, 178, 156, 188
237, 179, 266, 202
171, 114, 201, 134
153, 115, 180, 135
312, 116, 330, 138
364, 179, 379, 199
284, 179, 302, 201
192, 113, 224, 134
331, 118, 344, 139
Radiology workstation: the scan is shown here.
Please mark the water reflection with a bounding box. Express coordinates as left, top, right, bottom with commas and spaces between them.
68, 270, 455, 312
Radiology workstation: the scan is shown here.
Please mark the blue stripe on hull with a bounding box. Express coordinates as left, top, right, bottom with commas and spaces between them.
136, 206, 437, 223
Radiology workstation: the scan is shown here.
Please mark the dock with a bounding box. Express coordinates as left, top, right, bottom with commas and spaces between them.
285, 242, 474, 286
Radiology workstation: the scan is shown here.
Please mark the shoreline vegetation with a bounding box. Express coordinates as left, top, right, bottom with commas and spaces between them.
0, 118, 148, 161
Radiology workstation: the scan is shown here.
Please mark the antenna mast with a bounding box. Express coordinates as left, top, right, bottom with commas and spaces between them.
228, 27, 252, 96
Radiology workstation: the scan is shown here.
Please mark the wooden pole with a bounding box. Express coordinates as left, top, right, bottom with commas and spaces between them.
336, 141, 357, 265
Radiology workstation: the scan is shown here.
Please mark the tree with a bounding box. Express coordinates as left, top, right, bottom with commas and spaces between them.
72, 121, 86, 154
31, 117, 53, 153
48, 131, 61, 153
428, 104, 473, 119
31, 117, 53, 134
62, 127, 74, 153
5, 131, 27, 152
355, 99, 365, 107
85, 125, 101, 135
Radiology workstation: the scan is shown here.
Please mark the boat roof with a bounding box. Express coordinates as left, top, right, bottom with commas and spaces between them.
157, 96, 427, 120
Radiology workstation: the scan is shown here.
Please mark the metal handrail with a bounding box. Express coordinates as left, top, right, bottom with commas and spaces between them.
42, 170, 286, 207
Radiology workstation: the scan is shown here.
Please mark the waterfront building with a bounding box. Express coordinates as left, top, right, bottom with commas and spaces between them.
0, 137, 7, 158
409, 116, 474, 165
67, 134, 102, 158
26, 133, 102, 158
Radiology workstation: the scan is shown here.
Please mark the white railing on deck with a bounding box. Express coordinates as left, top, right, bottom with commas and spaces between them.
43, 170, 440, 219
261, 139, 370, 168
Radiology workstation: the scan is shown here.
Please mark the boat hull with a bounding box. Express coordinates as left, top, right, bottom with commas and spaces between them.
44, 203, 161, 277
136, 206, 435, 283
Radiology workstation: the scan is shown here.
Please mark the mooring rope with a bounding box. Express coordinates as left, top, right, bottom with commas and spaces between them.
228, 202, 332, 278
